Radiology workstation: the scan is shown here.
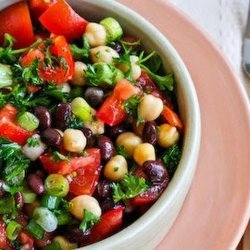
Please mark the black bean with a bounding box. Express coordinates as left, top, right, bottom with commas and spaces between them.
84, 87, 104, 108
65, 225, 90, 243
142, 122, 158, 146
54, 103, 71, 130
142, 160, 168, 183
34, 106, 51, 130
112, 42, 123, 55
0, 179, 5, 198
97, 136, 115, 162
97, 180, 112, 199
81, 127, 95, 147
101, 199, 123, 214
14, 192, 24, 211
41, 128, 62, 147
27, 174, 45, 195
107, 124, 127, 138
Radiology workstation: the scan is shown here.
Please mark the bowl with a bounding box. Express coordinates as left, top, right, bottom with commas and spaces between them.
0, 1, 201, 249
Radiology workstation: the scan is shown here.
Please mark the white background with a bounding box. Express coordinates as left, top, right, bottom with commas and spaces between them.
169, 0, 250, 96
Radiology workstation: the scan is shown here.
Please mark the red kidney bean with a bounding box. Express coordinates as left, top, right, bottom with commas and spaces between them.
142, 160, 169, 183
84, 87, 104, 108
65, 225, 90, 243
41, 128, 62, 147
14, 192, 24, 211
34, 106, 52, 130
107, 124, 127, 138
34, 232, 53, 249
97, 136, 115, 162
27, 174, 45, 195
54, 103, 71, 130
81, 127, 95, 147
97, 180, 112, 199
0, 179, 5, 198
142, 122, 157, 146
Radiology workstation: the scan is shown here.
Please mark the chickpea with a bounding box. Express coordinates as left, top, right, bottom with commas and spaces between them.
84, 22, 107, 47
59, 82, 71, 93
138, 94, 163, 122
104, 155, 128, 181
133, 143, 156, 166
158, 124, 180, 148
70, 195, 101, 220
130, 55, 142, 80
90, 46, 119, 64
84, 108, 104, 135
117, 55, 141, 81
116, 132, 142, 158
53, 236, 77, 250
71, 61, 87, 86
63, 129, 86, 153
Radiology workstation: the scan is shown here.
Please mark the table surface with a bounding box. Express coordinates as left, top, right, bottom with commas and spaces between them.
168, 0, 250, 249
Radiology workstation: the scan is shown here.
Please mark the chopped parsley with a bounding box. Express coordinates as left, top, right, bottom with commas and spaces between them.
26, 137, 40, 147
162, 144, 182, 176
79, 209, 100, 232
123, 94, 141, 117
70, 36, 90, 61
112, 174, 149, 202
116, 145, 129, 159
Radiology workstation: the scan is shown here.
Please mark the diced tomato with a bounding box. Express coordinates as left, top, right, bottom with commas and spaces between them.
131, 180, 169, 206
0, 105, 32, 145
161, 105, 184, 130
29, 0, 58, 21
27, 85, 42, 94
39, 35, 74, 83
40, 148, 100, 176
0, 104, 17, 120
0, 220, 7, 249
20, 48, 45, 67
69, 149, 101, 195
39, 0, 88, 41
18, 231, 34, 250
39, 153, 71, 175
88, 207, 124, 244
0, 1, 34, 48
97, 79, 139, 126
0, 119, 32, 145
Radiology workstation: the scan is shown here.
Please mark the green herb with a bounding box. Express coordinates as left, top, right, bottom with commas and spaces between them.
138, 51, 174, 91
123, 94, 141, 117
21, 59, 43, 85
42, 83, 68, 102
6, 220, 22, 241
112, 174, 149, 202
70, 36, 90, 61
85, 63, 116, 86
26, 137, 40, 147
0, 34, 42, 64
136, 115, 144, 126
52, 151, 69, 162
162, 144, 182, 176
116, 145, 129, 159
68, 115, 84, 129
0, 196, 15, 214
0, 137, 30, 185
79, 209, 100, 232
95, 52, 101, 58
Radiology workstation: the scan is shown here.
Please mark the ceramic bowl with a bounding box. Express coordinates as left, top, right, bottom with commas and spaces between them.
0, 0, 201, 249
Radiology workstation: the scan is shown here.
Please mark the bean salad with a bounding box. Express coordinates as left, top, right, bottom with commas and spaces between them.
0, 0, 183, 249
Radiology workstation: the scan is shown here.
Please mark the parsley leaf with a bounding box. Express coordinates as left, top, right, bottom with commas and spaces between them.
79, 209, 100, 232
116, 145, 129, 159
138, 51, 174, 91
123, 94, 141, 117
112, 174, 149, 202
26, 137, 40, 147
67, 115, 84, 129
70, 37, 90, 61
162, 144, 182, 176
52, 151, 69, 162
0, 137, 30, 185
